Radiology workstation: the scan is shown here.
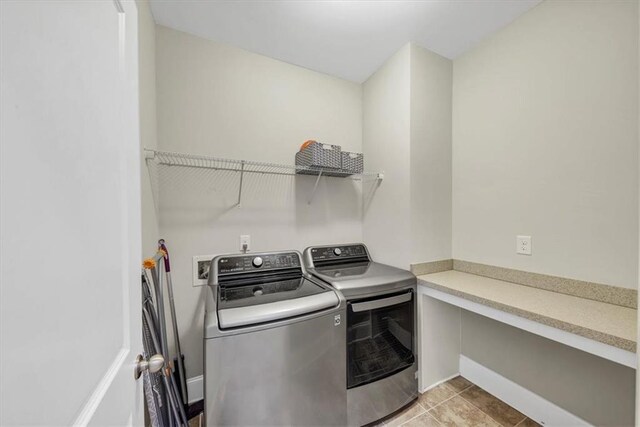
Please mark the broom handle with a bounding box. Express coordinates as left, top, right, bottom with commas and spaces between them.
159, 239, 188, 406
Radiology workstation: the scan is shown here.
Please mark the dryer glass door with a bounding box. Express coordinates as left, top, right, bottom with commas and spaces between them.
346, 290, 415, 389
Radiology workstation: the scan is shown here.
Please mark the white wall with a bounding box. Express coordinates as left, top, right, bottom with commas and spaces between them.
362, 45, 412, 269
138, 0, 159, 255
154, 26, 363, 378
452, 0, 639, 289
410, 44, 452, 265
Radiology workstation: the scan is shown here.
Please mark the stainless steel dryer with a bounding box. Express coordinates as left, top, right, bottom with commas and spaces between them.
303, 243, 418, 427
204, 250, 347, 426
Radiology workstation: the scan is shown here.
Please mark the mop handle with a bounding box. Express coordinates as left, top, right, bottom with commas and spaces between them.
159, 239, 171, 272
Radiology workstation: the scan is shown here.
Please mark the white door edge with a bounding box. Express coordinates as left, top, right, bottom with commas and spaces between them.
73, 348, 130, 427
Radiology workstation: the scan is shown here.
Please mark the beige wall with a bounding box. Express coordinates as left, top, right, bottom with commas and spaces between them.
410, 44, 452, 264
462, 311, 636, 426
138, 0, 159, 256
637, 0, 640, 422
154, 25, 363, 378
453, 1, 639, 424
147, 2, 639, 417
362, 43, 453, 269
452, 0, 639, 289
362, 45, 412, 268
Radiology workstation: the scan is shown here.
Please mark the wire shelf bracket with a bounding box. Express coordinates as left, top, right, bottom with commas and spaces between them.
237, 160, 245, 207
308, 169, 323, 205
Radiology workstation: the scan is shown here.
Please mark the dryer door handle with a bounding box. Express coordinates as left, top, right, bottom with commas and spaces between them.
351, 291, 412, 312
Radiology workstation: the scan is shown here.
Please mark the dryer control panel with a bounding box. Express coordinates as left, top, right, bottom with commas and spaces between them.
309, 244, 369, 265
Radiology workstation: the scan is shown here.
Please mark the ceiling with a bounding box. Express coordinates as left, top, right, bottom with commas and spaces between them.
149, 0, 542, 83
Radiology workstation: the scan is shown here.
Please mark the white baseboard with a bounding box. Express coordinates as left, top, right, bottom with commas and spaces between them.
420, 372, 460, 393
459, 355, 591, 427
187, 375, 203, 405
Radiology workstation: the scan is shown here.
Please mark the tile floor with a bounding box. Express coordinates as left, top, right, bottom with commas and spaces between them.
377, 376, 541, 427
188, 413, 202, 427
188, 376, 540, 427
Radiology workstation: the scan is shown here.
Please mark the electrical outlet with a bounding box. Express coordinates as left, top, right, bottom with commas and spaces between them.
240, 235, 251, 252
516, 235, 532, 255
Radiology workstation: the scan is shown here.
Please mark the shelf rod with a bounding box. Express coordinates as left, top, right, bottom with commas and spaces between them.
308, 170, 323, 205
156, 161, 367, 180
158, 162, 297, 177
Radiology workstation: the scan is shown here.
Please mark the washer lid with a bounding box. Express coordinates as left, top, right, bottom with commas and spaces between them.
217, 278, 339, 329
218, 276, 326, 309
308, 261, 416, 298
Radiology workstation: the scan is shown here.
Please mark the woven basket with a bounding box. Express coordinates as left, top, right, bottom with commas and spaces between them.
296, 142, 344, 176
341, 151, 364, 174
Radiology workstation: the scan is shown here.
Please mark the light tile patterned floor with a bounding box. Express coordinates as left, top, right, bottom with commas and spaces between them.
377, 376, 541, 427
187, 376, 541, 427
188, 413, 202, 427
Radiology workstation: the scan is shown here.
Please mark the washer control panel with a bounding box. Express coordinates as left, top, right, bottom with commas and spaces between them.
218, 252, 301, 274
310, 244, 368, 263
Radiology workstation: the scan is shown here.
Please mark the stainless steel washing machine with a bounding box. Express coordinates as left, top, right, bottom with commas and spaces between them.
204, 250, 347, 426
303, 243, 418, 427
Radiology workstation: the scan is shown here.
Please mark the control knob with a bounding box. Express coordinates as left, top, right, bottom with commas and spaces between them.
252, 257, 263, 268
333, 248, 342, 256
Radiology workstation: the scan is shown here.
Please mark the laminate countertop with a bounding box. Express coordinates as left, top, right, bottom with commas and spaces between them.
417, 270, 637, 353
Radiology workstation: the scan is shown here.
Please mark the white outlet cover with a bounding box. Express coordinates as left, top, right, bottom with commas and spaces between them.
240, 235, 251, 252
516, 235, 532, 255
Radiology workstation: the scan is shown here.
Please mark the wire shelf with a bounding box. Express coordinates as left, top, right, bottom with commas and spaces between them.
144, 148, 383, 206
146, 149, 381, 178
